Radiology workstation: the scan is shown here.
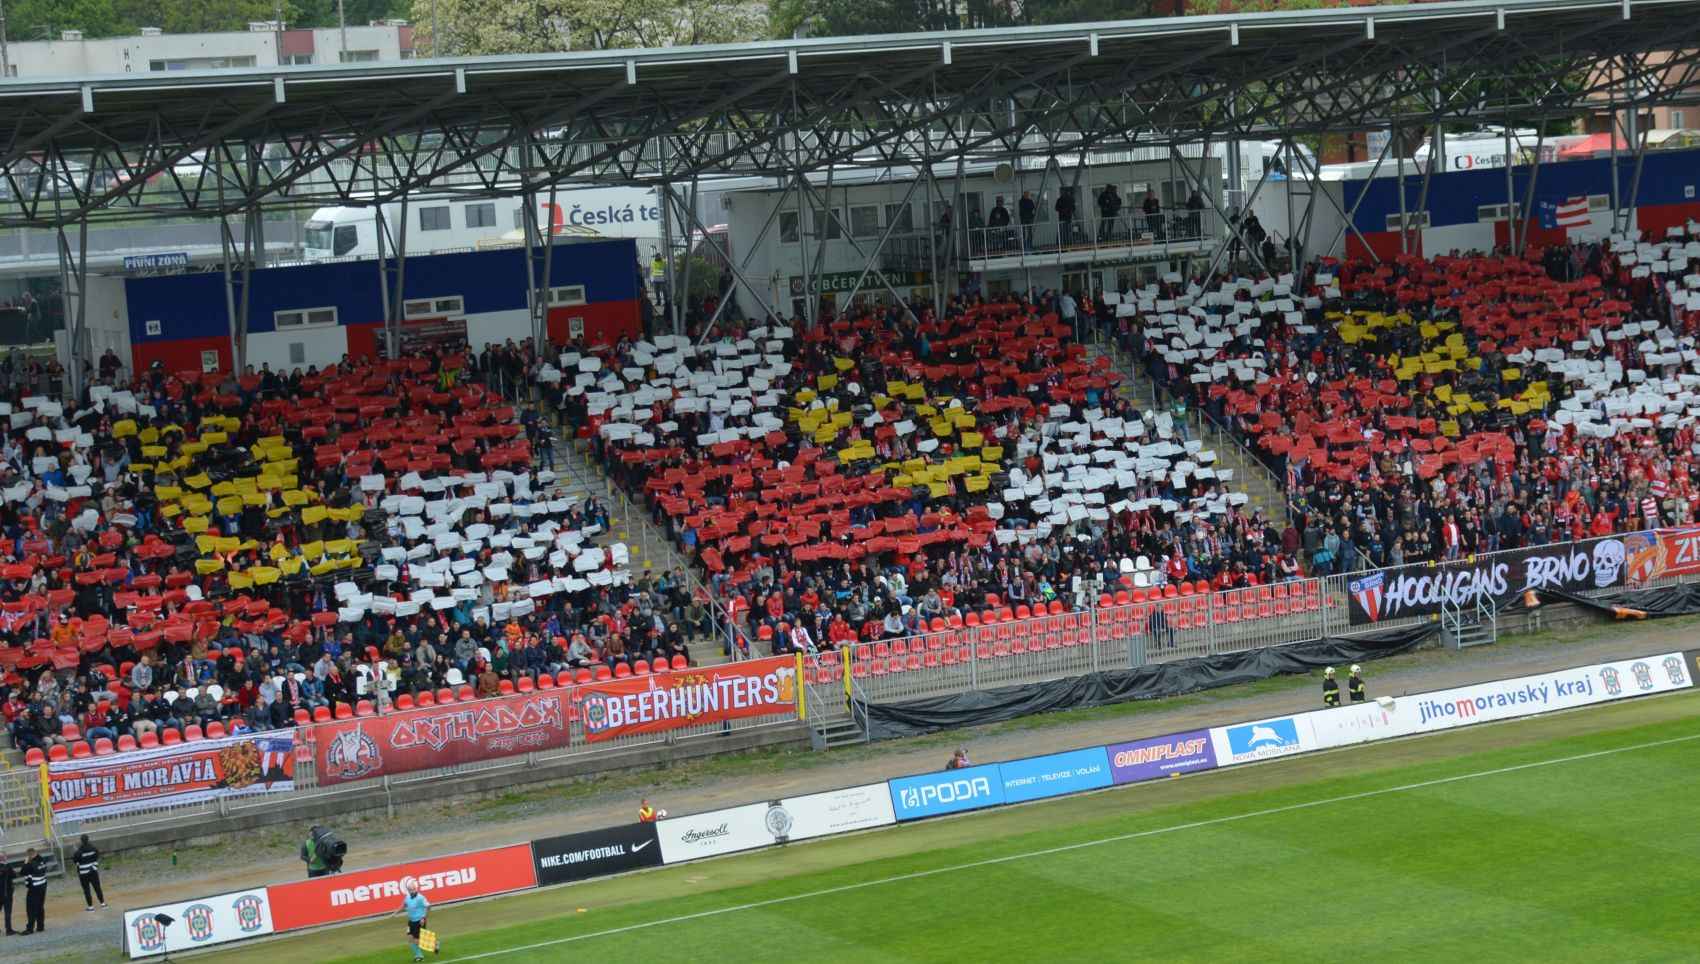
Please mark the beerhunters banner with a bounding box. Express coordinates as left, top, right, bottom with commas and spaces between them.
579, 656, 799, 742
1347, 537, 1628, 625
49, 732, 295, 819
313, 690, 571, 785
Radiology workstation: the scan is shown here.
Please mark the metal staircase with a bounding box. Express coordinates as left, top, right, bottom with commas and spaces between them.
1441, 592, 1499, 649
803, 676, 869, 749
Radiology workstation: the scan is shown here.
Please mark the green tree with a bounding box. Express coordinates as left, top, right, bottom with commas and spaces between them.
4, 0, 123, 39
412, 0, 764, 55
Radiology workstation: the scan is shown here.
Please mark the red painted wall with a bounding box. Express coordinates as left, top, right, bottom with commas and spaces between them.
131, 336, 231, 379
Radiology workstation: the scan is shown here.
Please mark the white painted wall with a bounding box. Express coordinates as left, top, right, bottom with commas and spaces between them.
246, 326, 349, 374
7, 25, 409, 78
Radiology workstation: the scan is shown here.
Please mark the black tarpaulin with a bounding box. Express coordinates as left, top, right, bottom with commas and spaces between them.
859, 623, 1439, 741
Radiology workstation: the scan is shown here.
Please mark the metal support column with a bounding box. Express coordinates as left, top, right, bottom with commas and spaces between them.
1513, 120, 1550, 256
54, 219, 90, 400
797, 175, 922, 323
669, 186, 781, 332
1396, 125, 1409, 255
695, 179, 797, 339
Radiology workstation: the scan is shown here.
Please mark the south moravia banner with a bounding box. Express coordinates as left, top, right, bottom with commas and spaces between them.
49, 732, 295, 819
1347, 537, 1628, 625
579, 656, 799, 742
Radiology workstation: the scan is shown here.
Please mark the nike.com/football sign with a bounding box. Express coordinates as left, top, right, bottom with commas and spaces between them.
531, 823, 662, 886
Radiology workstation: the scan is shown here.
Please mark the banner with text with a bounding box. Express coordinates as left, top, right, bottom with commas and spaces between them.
1306, 651, 1693, 750
268, 844, 537, 931
50, 732, 295, 819
996, 747, 1113, 804
1347, 537, 1627, 625
579, 656, 798, 743
1622, 526, 1700, 582
655, 783, 897, 865
532, 823, 661, 886
123, 889, 274, 959
1107, 730, 1217, 784
312, 691, 572, 785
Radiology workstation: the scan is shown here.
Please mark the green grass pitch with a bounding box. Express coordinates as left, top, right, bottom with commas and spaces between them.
240, 694, 1700, 964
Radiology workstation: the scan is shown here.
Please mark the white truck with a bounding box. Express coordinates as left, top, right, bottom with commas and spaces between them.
302, 186, 664, 260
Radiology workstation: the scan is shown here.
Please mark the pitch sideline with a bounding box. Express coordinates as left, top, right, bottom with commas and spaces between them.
456, 729, 1700, 960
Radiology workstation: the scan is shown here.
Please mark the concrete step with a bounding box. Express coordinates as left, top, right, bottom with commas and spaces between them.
1087, 337, 1292, 526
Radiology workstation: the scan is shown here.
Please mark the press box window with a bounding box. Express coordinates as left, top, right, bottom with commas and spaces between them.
404, 296, 464, 319
548, 286, 586, 306
275, 307, 338, 327
420, 206, 451, 232
465, 203, 496, 229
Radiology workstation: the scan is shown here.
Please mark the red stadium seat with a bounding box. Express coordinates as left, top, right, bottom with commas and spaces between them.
138, 731, 159, 749
206, 721, 227, 737
71, 741, 92, 759
184, 724, 204, 741
24, 747, 46, 765
356, 700, 376, 716
671, 655, 689, 670
116, 735, 139, 752
48, 744, 69, 761
94, 737, 115, 755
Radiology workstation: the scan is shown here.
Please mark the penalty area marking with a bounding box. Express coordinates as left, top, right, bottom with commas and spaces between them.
460, 730, 1700, 960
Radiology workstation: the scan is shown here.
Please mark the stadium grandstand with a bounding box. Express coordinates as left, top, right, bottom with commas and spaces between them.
0, 3, 1698, 953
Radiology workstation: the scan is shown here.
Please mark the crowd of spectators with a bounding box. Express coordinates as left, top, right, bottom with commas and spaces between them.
1, 338, 698, 761
1119, 231, 1700, 576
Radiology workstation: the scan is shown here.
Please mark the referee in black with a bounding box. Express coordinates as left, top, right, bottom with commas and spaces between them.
73, 835, 106, 910
1349, 664, 1367, 703
1322, 666, 1341, 708
20, 848, 46, 935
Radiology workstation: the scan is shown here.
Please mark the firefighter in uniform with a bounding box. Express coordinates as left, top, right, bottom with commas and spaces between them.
73, 835, 105, 910
0, 848, 16, 935
1322, 667, 1341, 708
20, 848, 46, 935
1349, 665, 1367, 703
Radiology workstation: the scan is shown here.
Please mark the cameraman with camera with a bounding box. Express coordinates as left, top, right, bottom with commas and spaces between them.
300, 826, 346, 879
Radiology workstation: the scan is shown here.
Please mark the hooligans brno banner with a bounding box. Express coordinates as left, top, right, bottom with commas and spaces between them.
1347, 537, 1628, 624
578, 656, 799, 742
49, 732, 295, 819
313, 690, 571, 785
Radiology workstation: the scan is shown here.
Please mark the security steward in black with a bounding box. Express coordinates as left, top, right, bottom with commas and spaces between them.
0, 849, 16, 935
74, 835, 106, 910
1349, 665, 1367, 703
1322, 667, 1341, 708
20, 848, 46, 934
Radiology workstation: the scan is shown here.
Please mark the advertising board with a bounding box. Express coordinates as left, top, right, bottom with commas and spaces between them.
267, 844, 537, 931
531, 824, 662, 886
888, 763, 1005, 821
654, 803, 773, 864
123, 889, 273, 959
579, 656, 798, 742
778, 783, 898, 841
1348, 538, 1627, 624
51, 732, 294, 819
1209, 714, 1319, 767
655, 783, 899, 864
312, 691, 572, 785
996, 747, 1113, 804
1106, 730, 1217, 784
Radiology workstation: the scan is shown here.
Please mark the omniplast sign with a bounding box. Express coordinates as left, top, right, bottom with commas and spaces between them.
1107, 730, 1217, 784
267, 844, 537, 931
888, 763, 1005, 821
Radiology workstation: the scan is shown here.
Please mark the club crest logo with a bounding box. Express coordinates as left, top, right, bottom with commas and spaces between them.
184, 903, 215, 942
1663, 655, 1687, 686
1349, 572, 1386, 623
324, 725, 382, 781
132, 914, 166, 952
232, 894, 266, 933
1599, 666, 1622, 696
1631, 661, 1654, 691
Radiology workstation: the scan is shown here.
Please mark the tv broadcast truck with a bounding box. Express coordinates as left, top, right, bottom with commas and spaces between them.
302, 186, 665, 261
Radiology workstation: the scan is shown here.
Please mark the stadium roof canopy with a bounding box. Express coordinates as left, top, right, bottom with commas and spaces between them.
0, 0, 1697, 227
